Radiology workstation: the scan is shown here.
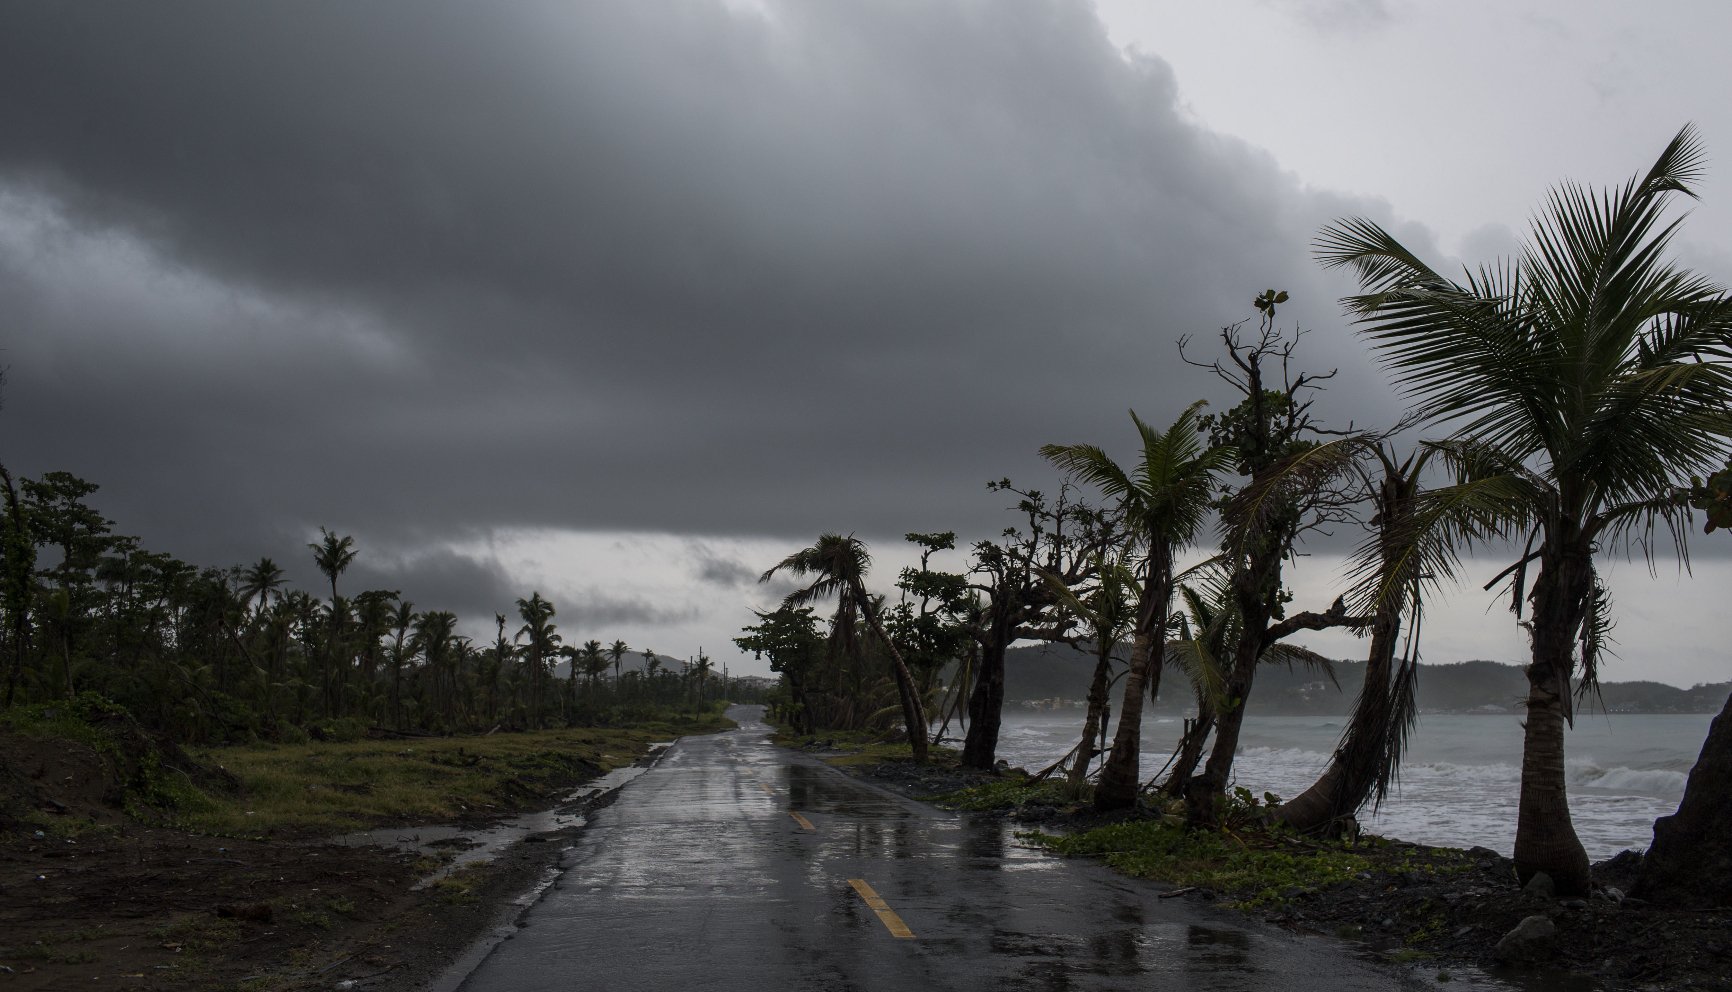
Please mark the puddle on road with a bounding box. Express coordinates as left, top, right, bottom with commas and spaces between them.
334, 763, 656, 888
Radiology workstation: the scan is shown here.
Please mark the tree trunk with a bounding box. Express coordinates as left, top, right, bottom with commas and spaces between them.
962, 602, 1014, 770
858, 590, 928, 763
1186, 544, 1282, 822
1638, 690, 1732, 906
1095, 566, 1172, 812
1513, 541, 1592, 896
1066, 646, 1116, 793
1274, 592, 1405, 833
1160, 693, 1216, 797
1093, 628, 1155, 811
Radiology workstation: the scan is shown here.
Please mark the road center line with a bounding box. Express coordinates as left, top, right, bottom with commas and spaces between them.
788, 810, 815, 831
757, 782, 775, 796
847, 878, 916, 939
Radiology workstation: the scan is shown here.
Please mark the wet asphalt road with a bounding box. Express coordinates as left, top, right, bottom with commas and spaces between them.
454, 705, 1431, 992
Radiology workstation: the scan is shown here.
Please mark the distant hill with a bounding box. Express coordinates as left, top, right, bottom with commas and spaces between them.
1001, 642, 1731, 716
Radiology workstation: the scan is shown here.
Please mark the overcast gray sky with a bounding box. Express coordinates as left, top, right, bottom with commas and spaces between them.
4, 1, 1729, 685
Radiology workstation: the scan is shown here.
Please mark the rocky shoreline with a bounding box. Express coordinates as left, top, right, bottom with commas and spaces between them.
842, 754, 1732, 992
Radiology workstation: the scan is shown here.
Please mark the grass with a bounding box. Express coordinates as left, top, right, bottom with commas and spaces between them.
190, 715, 733, 836
1027, 818, 1375, 907
929, 776, 1071, 811
2, 695, 734, 837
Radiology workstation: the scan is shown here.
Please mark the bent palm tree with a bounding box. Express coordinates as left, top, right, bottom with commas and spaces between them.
1317, 125, 1732, 893
761, 534, 929, 762
607, 640, 629, 682
1042, 402, 1234, 811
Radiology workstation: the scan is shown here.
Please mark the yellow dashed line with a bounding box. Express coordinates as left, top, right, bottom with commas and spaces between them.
758, 782, 775, 796
788, 811, 815, 831
848, 878, 915, 939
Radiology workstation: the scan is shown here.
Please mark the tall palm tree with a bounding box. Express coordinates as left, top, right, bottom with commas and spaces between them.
308, 529, 357, 605
607, 639, 629, 681
1042, 402, 1235, 811
412, 610, 459, 727
515, 592, 560, 726
239, 557, 286, 620
581, 639, 606, 687
1316, 125, 1732, 894
761, 534, 929, 762
309, 528, 357, 713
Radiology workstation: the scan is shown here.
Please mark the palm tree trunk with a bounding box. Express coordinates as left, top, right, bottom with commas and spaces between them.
1275, 593, 1405, 833
1186, 533, 1289, 822
856, 589, 928, 763
1095, 567, 1171, 811
1160, 695, 1216, 797
1093, 628, 1155, 811
1066, 645, 1116, 793
1513, 542, 1592, 896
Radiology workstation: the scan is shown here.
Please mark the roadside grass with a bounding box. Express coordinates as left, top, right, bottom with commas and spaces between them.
190, 714, 733, 837
1025, 818, 1375, 906
928, 775, 1071, 811
2, 695, 734, 838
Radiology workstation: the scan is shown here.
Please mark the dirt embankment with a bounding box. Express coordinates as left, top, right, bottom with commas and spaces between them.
0, 725, 657, 992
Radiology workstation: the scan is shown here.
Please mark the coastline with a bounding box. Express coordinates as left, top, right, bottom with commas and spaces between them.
834, 751, 1732, 992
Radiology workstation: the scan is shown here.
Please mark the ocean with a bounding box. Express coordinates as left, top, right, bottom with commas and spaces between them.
971, 709, 1713, 859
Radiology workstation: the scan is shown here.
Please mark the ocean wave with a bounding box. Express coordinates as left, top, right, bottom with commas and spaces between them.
1572, 765, 1688, 798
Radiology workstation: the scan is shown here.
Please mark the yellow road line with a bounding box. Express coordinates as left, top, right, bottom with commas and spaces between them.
847, 878, 915, 939
788, 811, 816, 831
757, 782, 775, 796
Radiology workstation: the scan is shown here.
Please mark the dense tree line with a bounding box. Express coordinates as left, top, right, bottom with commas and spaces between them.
0, 474, 739, 743
743, 126, 1732, 904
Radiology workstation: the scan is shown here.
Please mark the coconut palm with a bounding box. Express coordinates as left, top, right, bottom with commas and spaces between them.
761, 534, 929, 762
1041, 401, 1235, 811
515, 592, 561, 726
308, 529, 356, 605
1315, 125, 1732, 893
581, 639, 606, 688
239, 557, 286, 619
1264, 441, 1455, 833
607, 639, 630, 681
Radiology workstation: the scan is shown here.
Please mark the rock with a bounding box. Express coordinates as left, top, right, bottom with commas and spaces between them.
1560, 898, 1587, 910
1641, 693, 1732, 907
1494, 915, 1558, 964
216, 902, 274, 924
1602, 886, 1625, 904
1522, 872, 1556, 898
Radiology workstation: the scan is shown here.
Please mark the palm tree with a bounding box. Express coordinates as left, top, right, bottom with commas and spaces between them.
412, 610, 459, 727
239, 557, 286, 620
762, 534, 929, 762
1268, 441, 1451, 833
1316, 125, 1732, 894
1042, 402, 1235, 811
1041, 553, 1138, 796
515, 592, 561, 726
581, 639, 606, 688
308, 529, 357, 605
308, 528, 357, 713
607, 639, 629, 681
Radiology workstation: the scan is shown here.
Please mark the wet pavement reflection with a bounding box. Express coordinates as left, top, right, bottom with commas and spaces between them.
454, 706, 1504, 991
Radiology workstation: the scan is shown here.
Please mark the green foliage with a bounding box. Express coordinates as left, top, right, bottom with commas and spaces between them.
930, 776, 1070, 812
1689, 458, 1732, 533
1030, 817, 1371, 907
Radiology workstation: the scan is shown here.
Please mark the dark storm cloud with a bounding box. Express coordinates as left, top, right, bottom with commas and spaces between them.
0, 0, 1420, 581
691, 543, 759, 588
